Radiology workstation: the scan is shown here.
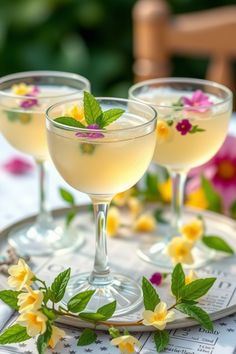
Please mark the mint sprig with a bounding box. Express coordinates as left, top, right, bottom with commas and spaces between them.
202, 235, 234, 254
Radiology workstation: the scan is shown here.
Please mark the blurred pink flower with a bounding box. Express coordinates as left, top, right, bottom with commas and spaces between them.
75, 124, 104, 139
187, 135, 236, 213
20, 98, 38, 109
149, 272, 163, 286
182, 90, 213, 112
2, 157, 33, 175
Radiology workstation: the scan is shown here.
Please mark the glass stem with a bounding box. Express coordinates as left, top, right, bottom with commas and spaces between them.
36, 160, 52, 226
89, 202, 112, 286
170, 171, 187, 234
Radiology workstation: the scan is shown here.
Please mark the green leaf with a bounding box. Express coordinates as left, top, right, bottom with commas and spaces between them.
171, 263, 185, 300
142, 277, 160, 311
108, 327, 120, 338
201, 176, 222, 213
5, 110, 19, 122
99, 108, 124, 128
77, 328, 97, 346
50, 268, 71, 303
54, 116, 86, 128
37, 322, 52, 354
59, 187, 75, 205
153, 208, 168, 224
0, 290, 20, 310
67, 290, 96, 313
189, 125, 206, 134
154, 330, 169, 352
145, 173, 159, 196
0, 324, 31, 344
41, 307, 56, 321
97, 301, 116, 320
176, 304, 213, 331
180, 278, 216, 301
78, 312, 106, 322
230, 200, 236, 219
84, 91, 102, 125
202, 235, 234, 254
66, 210, 76, 227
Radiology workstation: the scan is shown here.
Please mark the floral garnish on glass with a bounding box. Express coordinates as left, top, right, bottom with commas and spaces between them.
12, 83, 40, 109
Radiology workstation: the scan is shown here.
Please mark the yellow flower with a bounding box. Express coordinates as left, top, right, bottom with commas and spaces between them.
107, 207, 120, 237
127, 197, 142, 217
156, 120, 173, 144
17, 311, 47, 337
142, 301, 175, 330
185, 270, 198, 285
64, 104, 85, 123
185, 188, 208, 210
134, 214, 156, 233
167, 237, 194, 265
111, 335, 141, 354
180, 219, 203, 243
48, 326, 66, 348
112, 189, 133, 207
12, 83, 31, 95
17, 287, 44, 313
8, 259, 34, 291
158, 178, 172, 203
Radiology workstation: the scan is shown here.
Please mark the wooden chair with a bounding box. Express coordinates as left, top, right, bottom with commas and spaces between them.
132, 0, 236, 97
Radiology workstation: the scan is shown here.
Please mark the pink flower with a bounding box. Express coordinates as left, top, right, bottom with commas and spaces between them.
182, 90, 213, 112
30, 86, 40, 96
20, 98, 38, 109
187, 135, 236, 213
75, 124, 104, 139
176, 119, 192, 135
149, 272, 163, 286
2, 157, 33, 175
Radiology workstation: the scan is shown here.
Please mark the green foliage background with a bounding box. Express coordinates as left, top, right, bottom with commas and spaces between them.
0, 0, 234, 96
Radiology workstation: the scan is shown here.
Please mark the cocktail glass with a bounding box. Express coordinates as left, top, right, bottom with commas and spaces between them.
46, 97, 157, 315
129, 78, 232, 268
0, 71, 90, 256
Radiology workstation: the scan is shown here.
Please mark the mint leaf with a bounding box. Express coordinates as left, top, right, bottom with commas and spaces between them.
66, 210, 76, 227
54, 117, 86, 128
0, 290, 20, 310
180, 278, 216, 301
189, 125, 206, 134
77, 328, 97, 346
97, 301, 116, 320
59, 187, 75, 205
171, 263, 185, 300
230, 200, 236, 219
142, 277, 160, 311
0, 324, 31, 344
37, 322, 52, 354
202, 235, 234, 254
84, 91, 102, 125
176, 304, 213, 331
154, 330, 169, 352
78, 312, 106, 322
67, 290, 96, 313
153, 208, 168, 224
99, 108, 124, 128
201, 176, 222, 213
50, 268, 71, 303
5, 110, 19, 122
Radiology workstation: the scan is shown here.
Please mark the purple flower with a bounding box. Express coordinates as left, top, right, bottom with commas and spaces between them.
75, 124, 104, 139
176, 119, 192, 135
2, 157, 33, 175
20, 98, 38, 109
182, 90, 213, 112
149, 272, 163, 286
30, 86, 40, 96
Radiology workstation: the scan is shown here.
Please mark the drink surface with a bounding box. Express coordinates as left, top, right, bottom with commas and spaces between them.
138, 90, 230, 172
0, 86, 77, 161
47, 113, 156, 197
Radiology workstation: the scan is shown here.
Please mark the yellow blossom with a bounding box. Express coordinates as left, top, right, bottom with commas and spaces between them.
156, 120, 173, 144
158, 178, 172, 203
112, 189, 133, 207
185, 270, 198, 285
127, 197, 142, 217
180, 219, 203, 243
12, 83, 32, 96
17, 287, 44, 313
167, 237, 194, 265
142, 301, 175, 330
8, 259, 34, 291
134, 214, 156, 233
107, 207, 120, 237
64, 104, 85, 123
185, 188, 208, 210
17, 311, 47, 337
111, 335, 141, 354
48, 326, 66, 348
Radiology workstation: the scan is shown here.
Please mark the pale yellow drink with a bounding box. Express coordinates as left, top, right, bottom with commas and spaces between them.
138, 92, 230, 172
47, 114, 156, 196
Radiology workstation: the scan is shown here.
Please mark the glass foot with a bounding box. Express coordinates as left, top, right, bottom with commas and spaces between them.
63, 272, 143, 316
8, 222, 85, 257
137, 236, 216, 270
